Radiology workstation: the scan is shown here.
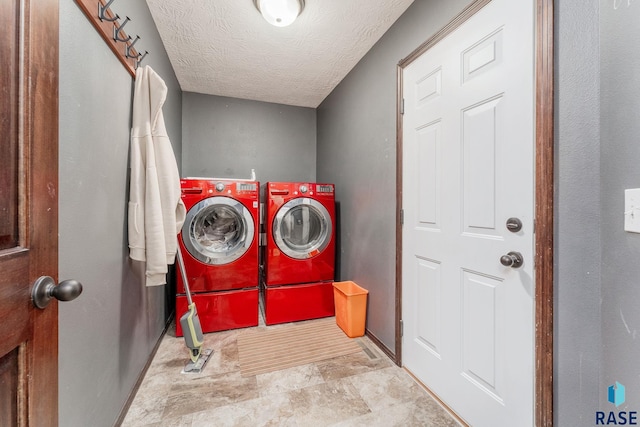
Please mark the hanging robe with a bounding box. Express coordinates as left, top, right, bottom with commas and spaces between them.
128, 65, 186, 286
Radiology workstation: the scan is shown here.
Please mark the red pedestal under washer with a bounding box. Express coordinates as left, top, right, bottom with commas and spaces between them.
176, 178, 260, 335
264, 182, 336, 325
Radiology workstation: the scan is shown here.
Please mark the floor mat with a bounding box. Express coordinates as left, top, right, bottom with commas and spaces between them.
237, 317, 362, 377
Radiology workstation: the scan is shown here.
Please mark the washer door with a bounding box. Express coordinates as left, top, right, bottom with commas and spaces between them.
182, 196, 255, 265
273, 198, 332, 259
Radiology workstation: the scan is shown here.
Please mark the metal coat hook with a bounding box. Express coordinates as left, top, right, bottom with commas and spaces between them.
76, 0, 150, 77
136, 51, 149, 69
126, 35, 140, 58
98, 0, 119, 22
113, 16, 131, 42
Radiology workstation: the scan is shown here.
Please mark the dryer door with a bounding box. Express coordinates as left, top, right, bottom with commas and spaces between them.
182, 196, 255, 265
273, 198, 332, 259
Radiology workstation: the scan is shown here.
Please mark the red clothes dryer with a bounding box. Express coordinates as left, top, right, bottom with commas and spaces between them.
176, 178, 260, 335
264, 182, 336, 325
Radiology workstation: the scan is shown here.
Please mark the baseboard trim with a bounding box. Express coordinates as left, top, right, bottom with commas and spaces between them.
114, 312, 175, 426
404, 368, 469, 427
365, 328, 399, 365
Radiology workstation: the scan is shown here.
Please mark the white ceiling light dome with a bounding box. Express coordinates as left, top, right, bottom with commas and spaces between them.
254, 0, 305, 27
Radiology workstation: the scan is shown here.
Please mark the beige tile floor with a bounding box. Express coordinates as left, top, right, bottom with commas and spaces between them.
122, 317, 460, 427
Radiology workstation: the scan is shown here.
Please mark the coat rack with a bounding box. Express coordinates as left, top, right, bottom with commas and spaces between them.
75, 0, 149, 77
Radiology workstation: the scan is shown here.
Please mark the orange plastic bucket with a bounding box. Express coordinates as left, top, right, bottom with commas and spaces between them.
332, 281, 368, 338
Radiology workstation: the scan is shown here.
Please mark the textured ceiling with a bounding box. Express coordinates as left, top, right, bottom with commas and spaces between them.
146, 0, 415, 107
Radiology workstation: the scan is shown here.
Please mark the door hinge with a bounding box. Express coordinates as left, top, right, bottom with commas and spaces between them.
400, 319, 404, 337
400, 98, 405, 115
400, 209, 404, 225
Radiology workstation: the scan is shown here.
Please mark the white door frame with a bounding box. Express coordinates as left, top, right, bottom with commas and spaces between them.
394, 0, 554, 425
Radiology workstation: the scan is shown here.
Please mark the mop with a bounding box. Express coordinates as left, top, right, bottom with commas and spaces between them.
176, 249, 213, 373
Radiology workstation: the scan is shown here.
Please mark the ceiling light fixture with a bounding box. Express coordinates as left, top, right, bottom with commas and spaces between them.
253, 0, 305, 27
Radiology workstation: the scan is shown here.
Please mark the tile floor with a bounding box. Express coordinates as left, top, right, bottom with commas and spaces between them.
122, 317, 460, 427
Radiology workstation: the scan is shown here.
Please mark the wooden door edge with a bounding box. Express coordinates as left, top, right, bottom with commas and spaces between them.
27, 0, 61, 424
534, 0, 554, 426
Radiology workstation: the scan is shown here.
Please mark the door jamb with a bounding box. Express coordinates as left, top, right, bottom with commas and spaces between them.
394, 1, 554, 425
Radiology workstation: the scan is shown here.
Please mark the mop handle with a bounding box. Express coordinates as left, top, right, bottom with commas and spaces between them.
176, 249, 194, 306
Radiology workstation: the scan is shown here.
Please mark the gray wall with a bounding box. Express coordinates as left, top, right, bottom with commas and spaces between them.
182, 93, 316, 183
58, 1, 182, 426
555, 0, 602, 424
317, 0, 472, 352
555, 0, 640, 422
601, 0, 640, 414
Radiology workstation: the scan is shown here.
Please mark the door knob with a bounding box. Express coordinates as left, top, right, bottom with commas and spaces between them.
31, 276, 83, 309
500, 251, 524, 268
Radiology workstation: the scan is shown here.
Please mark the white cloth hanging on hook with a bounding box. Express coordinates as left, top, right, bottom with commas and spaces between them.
128, 65, 186, 286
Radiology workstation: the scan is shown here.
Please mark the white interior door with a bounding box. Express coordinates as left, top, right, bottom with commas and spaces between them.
401, 0, 535, 425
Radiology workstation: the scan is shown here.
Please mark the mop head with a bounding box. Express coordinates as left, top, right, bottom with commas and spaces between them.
182, 348, 213, 374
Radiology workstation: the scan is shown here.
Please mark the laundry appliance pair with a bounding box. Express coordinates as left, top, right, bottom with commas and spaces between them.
175, 178, 260, 336
175, 178, 336, 335
263, 182, 336, 325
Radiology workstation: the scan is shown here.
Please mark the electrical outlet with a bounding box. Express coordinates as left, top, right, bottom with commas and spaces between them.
624, 189, 640, 233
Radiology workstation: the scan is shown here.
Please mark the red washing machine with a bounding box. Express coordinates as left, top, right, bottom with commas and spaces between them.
264, 182, 336, 325
176, 178, 260, 336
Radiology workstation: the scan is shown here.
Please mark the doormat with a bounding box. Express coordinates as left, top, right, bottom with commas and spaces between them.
237, 317, 362, 377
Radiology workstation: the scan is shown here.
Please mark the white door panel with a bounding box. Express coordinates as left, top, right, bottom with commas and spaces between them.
402, 0, 534, 425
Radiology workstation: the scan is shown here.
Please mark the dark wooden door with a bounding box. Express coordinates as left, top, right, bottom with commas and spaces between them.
1, 0, 60, 425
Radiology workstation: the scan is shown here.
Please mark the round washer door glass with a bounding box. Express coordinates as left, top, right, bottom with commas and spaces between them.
273, 198, 332, 259
182, 196, 255, 265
